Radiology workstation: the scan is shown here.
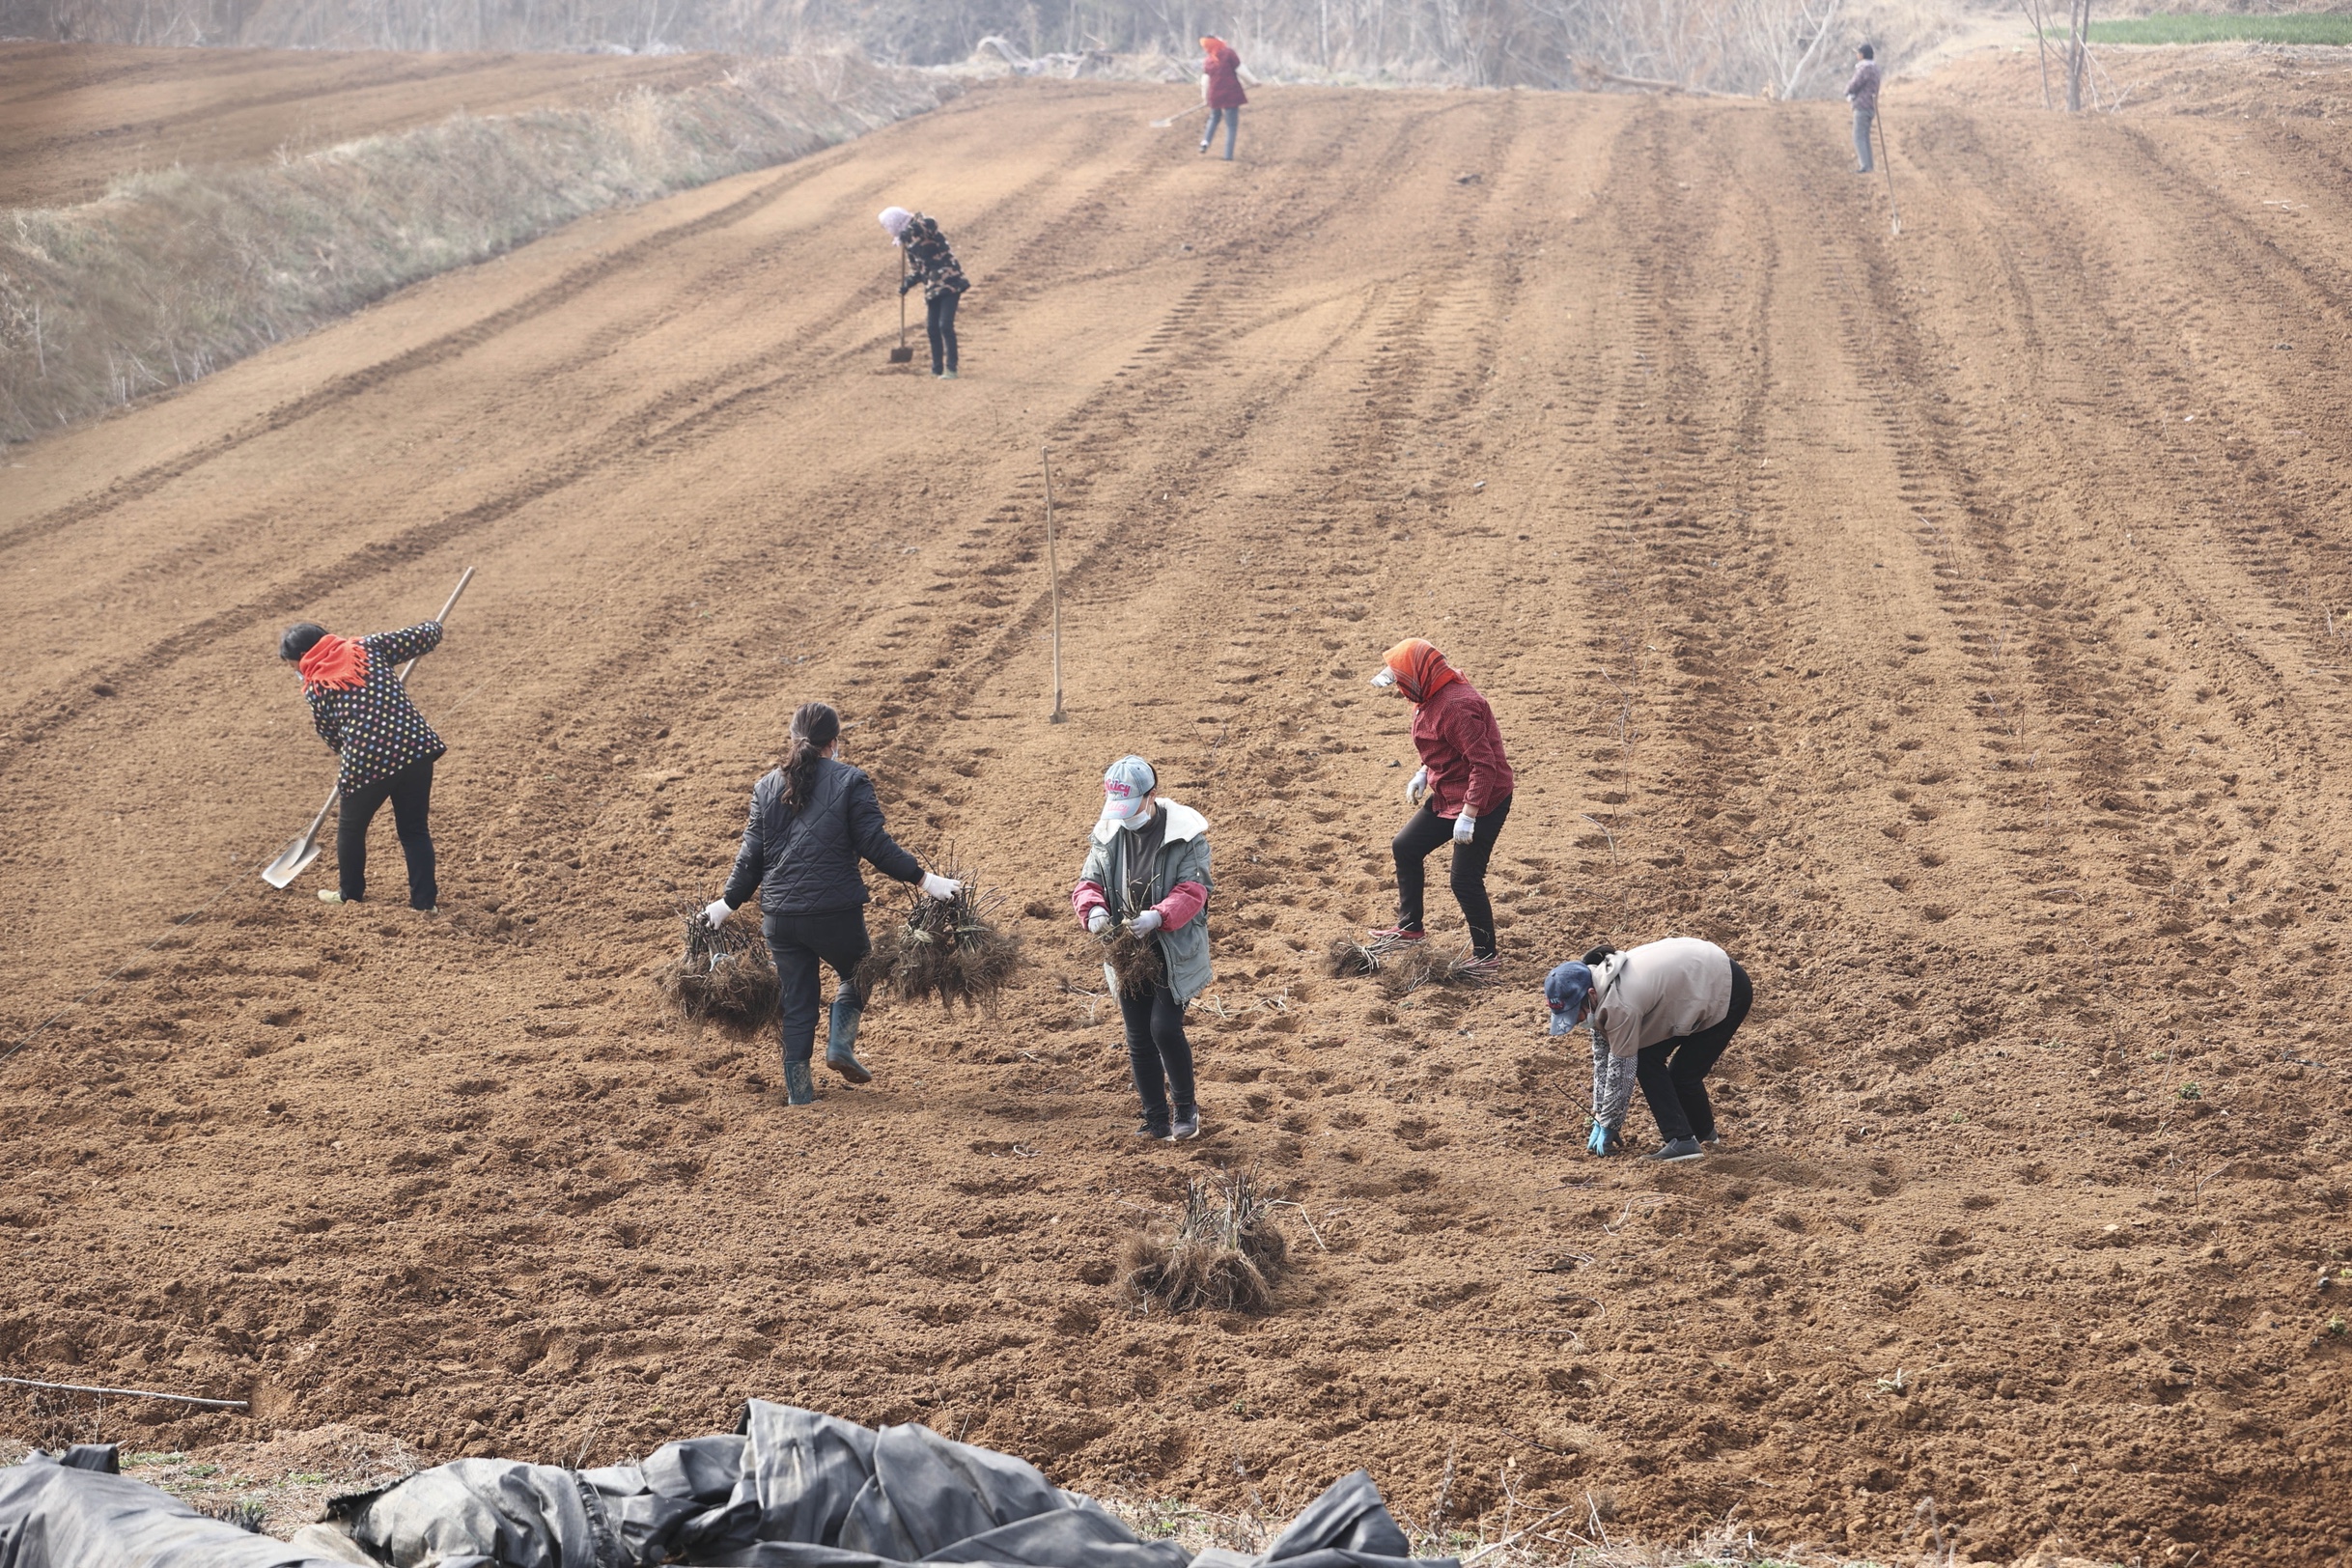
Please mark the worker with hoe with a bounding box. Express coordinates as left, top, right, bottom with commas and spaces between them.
703, 702, 959, 1106
879, 206, 970, 379
279, 617, 449, 912
1072, 756, 1215, 1142
1198, 35, 1246, 159
1545, 938, 1753, 1162
1368, 638, 1513, 970
1845, 43, 1881, 173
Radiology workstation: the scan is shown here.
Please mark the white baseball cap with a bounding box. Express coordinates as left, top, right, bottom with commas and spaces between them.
1097, 755, 1158, 830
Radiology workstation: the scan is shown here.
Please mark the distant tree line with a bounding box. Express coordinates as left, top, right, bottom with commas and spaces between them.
3, 0, 1909, 97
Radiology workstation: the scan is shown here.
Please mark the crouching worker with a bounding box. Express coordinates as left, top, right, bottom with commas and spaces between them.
703, 702, 958, 1106
1546, 938, 1752, 1162
280, 619, 448, 911
1072, 756, 1214, 1142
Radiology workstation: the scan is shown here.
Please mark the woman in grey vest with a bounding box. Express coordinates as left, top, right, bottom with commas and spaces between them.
1071, 756, 1215, 1141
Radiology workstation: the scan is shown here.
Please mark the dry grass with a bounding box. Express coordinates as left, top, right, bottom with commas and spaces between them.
657, 910, 778, 1028
1321, 931, 1497, 998
0, 55, 950, 449
856, 863, 1022, 1011
1121, 1169, 1288, 1314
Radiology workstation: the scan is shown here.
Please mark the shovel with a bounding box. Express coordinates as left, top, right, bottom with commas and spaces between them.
262, 566, 474, 889
888, 250, 914, 364
1877, 113, 1901, 237
1152, 101, 1207, 128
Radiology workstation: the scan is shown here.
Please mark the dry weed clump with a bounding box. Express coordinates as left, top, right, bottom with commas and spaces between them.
0, 57, 951, 448
658, 910, 778, 1027
1376, 943, 1498, 1000
1122, 1170, 1288, 1314
856, 864, 1022, 1011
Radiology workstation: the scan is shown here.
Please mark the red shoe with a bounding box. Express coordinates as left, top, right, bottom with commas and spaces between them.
1366, 925, 1425, 945
1458, 954, 1501, 979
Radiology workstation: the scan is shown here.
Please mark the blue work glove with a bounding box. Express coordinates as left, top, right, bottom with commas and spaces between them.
1586, 1123, 1621, 1157
1452, 812, 1476, 845
1130, 910, 1164, 937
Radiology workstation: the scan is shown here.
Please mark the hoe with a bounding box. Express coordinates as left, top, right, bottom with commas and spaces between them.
262, 566, 474, 889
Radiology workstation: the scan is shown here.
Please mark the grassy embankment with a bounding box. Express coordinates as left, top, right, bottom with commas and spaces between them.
0, 55, 950, 449
2080, 12, 2352, 43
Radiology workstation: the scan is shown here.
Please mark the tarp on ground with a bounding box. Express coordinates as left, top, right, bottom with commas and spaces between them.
0, 1401, 1458, 1568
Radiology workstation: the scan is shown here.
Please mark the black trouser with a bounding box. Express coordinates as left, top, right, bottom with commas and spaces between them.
336, 755, 436, 910
1391, 793, 1512, 958
1635, 961, 1752, 1142
925, 292, 960, 374
764, 910, 870, 1066
1119, 980, 1195, 1134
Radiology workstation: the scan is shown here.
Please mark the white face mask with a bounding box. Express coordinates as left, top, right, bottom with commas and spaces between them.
1117, 798, 1156, 831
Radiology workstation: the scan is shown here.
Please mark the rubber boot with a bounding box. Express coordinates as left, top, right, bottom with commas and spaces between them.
783, 1060, 816, 1106
826, 994, 872, 1084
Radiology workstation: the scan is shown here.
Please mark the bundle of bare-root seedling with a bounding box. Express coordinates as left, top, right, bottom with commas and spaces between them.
658, 910, 779, 1027
1122, 1169, 1288, 1315
857, 861, 1021, 1011
1374, 941, 1499, 1000
1101, 923, 1167, 1000
1324, 936, 1383, 979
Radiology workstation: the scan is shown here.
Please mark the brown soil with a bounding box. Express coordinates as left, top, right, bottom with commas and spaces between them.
3, 59, 2351, 1568
0, 42, 741, 208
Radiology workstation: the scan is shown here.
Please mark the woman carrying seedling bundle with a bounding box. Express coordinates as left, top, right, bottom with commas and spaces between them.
703, 703, 959, 1106
1368, 638, 1514, 968
1544, 938, 1752, 1162
1072, 756, 1214, 1142
879, 206, 970, 379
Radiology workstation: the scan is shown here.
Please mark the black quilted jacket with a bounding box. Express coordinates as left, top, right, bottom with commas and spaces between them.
723, 757, 922, 916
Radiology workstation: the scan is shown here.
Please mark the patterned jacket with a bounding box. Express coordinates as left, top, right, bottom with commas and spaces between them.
306, 623, 448, 796
1845, 59, 1881, 113
898, 215, 970, 303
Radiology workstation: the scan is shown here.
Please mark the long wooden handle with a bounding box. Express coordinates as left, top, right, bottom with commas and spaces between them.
396, 565, 474, 685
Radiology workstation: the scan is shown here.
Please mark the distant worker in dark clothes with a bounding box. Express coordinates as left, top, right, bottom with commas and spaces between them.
1845, 43, 1881, 173
880, 206, 970, 379
1072, 756, 1215, 1142
1367, 639, 1514, 967
280, 619, 448, 912
1547, 938, 1753, 1163
1198, 36, 1246, 160
705, 702, 960, 1106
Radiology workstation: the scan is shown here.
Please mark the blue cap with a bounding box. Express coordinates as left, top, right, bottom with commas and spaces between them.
1545, 962, 1593, 1035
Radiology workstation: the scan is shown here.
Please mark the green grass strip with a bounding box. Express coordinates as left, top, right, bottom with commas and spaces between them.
2063, 13, 2352, 45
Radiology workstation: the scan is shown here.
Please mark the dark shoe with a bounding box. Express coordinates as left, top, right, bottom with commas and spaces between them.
784, 1061, 817, 1106
1134, 1121, 1171, 1140
826, 996, 871, 1083
1643, 1136, 1705, 1162
1168, 1108, 1202, 1142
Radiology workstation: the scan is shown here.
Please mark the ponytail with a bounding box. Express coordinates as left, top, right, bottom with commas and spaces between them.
1582, 945, 1620, 967
782, 702, 841, 813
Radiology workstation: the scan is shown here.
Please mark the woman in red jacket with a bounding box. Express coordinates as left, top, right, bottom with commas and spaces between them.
1198, 36, 1246, 161
1369, 639, 1514, 966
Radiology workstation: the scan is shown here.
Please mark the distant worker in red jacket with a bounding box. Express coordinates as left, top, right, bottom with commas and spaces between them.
1368, 639, 1514, 967
1198, 35, 1247, 161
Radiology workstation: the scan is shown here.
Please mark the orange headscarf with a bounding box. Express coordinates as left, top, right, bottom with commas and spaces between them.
1384, 638, 1461, 703
298, 633, 369, 692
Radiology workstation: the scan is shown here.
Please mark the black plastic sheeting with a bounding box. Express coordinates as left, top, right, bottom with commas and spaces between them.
0, 1402, 1459, 1568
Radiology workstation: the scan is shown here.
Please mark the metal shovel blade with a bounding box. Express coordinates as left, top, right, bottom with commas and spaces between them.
261, 833, 322, 889
888, 346, 914, 363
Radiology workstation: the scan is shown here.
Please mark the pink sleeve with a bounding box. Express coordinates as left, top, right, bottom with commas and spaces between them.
1154, 880, 1210, 931
1072, 880, 1108, 925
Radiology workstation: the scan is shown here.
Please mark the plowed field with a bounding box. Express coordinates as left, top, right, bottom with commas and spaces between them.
4, 65, 2351, 1568
0, 41, 739, 208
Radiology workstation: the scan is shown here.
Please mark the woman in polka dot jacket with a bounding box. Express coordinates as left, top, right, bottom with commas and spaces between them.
280, 619, 447, 910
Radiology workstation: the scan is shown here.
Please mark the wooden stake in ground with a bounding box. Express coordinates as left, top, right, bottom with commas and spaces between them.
1043, 444, 1065, 723
1878, 113, 1901, 236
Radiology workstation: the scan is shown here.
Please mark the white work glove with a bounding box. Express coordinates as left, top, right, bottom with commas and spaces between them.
1405, 766, 1430, 805
1086, 907, 1112, 935
920, 872, 961, 902
701, 898, 734, 930
1129, 909, 1164, 937
1452, 813, 1476, 845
